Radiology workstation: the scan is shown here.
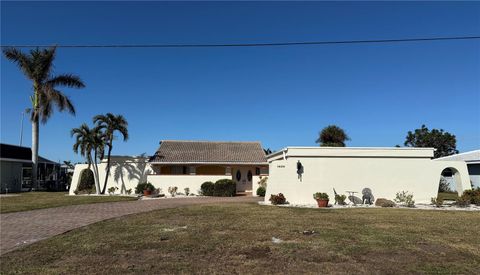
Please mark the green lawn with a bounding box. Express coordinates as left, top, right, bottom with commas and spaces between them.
1, 203, 479, 274
0, 192, 137, 214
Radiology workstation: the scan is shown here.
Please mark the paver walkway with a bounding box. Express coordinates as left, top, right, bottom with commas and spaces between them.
0, 196, 261, 255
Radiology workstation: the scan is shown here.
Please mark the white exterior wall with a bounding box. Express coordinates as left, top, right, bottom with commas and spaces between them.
69, 156, 152, 195
147, 175, 231, 196
265, 147, 471, 205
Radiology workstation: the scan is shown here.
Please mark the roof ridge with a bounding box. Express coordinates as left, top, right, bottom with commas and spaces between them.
160, 140, 262, 144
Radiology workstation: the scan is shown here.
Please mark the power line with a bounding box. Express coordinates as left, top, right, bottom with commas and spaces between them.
1, 36, 479, 49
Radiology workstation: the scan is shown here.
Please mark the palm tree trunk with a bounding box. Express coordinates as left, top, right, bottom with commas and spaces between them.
101, 142, 113, 194
92, 150, 101, 195
31, 116, 39, 190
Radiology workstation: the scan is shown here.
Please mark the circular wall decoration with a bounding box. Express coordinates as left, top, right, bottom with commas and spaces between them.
247, 170, 252, 181
236, 170, 242, 181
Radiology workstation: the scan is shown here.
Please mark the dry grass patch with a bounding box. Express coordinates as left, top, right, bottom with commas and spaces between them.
1, 204, 479, 274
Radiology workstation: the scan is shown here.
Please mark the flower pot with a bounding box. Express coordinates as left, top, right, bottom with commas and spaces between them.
143, 190, 152, 196
316, 199, 329, 207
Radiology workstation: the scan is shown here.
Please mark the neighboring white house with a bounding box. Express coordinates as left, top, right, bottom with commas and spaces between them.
265, 147, 471, 205
435, 150, 480, 188
69, 140, 269, 196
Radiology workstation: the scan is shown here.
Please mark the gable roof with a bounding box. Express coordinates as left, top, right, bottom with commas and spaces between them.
435, 150, 480, 164
0, 143, 59, 164
149, 140, 267, 164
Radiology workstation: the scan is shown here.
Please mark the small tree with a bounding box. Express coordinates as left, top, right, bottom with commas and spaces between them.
316, 125, 350, 147
71, 124, 105, 194
403, 125, 458, 158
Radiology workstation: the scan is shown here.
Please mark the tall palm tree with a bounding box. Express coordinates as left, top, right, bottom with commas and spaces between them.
71, 124, 105, 194
94, 113, 128, 194
3, 47, 85, 189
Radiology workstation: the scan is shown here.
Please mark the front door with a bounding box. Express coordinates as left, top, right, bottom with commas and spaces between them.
233, 167, 253, 193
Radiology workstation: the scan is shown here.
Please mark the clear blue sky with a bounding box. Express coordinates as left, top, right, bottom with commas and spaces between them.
1, 1, 479, 163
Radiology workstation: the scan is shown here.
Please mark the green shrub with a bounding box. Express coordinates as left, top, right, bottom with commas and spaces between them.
214, 179, 236, 197
394, 191, 415, 207
461, 188, 480, 205
431, 197, 443, 207
256, 186, 266, 197
184, 187, 190, 196
126, 189, 132, 195
269, 193, 286, 205
135, 182, 155, 194
76, 169, 95, 194
201, 181, 214, 196
313, 192, 329, 200
375, 198, 396, 207
107, 187, 118, 195
335, 194, 347, 205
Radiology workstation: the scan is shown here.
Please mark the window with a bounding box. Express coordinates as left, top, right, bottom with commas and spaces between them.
247, 170, 253, 181
236, 170, 242, 181
255, 167, 260, 175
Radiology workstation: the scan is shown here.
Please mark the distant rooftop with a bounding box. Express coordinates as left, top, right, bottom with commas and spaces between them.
435, 150, 480, 164
149, 140, 267, 164
0, 143, 58, 164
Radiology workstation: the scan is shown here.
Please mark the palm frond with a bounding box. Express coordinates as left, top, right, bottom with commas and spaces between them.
36, 47, 56, 82
2, 47, 34, 78
47, 74, 85, 88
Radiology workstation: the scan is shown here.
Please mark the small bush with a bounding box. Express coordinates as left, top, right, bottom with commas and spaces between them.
313, 192, 329, 200
256, 186, 266, 197
168, 186, 178, 197
269, 193, 287, 205
107, 187, 118, 195
335, 194, 347, 205
431, 197, 443, 207
394, 191, 415, 207
461, 188, 480, 205
135, 182, 155, 194
201, 181, 214, 196
76, 169, 95, 194
125, 189, 132, 195
214, 179, 236, 197
455, 195, 471, 208
375, 198, 396, 207
184, 187, 190, 196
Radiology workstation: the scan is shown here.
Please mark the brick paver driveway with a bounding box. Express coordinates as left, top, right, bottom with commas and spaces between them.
0, 196, 261, 255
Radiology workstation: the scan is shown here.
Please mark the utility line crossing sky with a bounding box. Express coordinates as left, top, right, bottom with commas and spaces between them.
1, 1, 479, 163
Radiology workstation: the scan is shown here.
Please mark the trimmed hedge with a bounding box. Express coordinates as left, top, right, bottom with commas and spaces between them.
256, 186, 266, 197
76, 169, 95, 194
201, 181, 215, 196
214, 179, 236, 197
201, 179, 236, 197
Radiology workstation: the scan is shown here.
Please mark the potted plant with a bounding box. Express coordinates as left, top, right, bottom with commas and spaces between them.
136, 182, 155, 196
313, 192, 329, 207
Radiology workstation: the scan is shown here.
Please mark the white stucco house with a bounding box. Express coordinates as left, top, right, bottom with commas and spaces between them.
435, 150, 480, 188
69, 140, 269, 196
265, 147, 471, 205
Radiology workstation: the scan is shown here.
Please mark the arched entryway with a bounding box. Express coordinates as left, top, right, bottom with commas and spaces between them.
438, 167, 462, 201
